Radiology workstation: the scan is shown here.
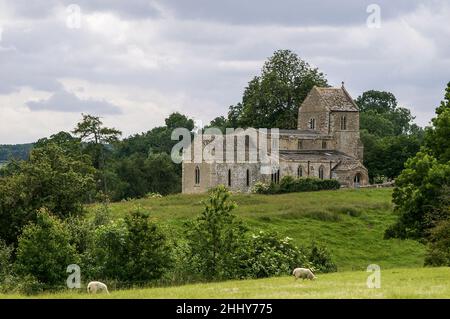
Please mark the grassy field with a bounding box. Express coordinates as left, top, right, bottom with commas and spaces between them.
89, 188, 425, 271
3, 267, 449, 299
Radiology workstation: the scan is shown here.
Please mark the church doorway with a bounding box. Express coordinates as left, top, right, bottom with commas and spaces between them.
354, 173, 361, 188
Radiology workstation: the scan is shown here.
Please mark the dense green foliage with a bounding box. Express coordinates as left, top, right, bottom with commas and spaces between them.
356, 90, 424, 182
252, 176, 340, 194
89, 210, 173, 283
0, 143, 95, 245
15, 210, 79, 288
385, 82, 450, 267
209, 50, 328, 130
183, 186, 337, 282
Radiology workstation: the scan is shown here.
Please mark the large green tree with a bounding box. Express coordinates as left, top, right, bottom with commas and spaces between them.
356, 90, 424, 181
386, 82, 450, 241
224, 50, 328, 129
0, 143, 95, 245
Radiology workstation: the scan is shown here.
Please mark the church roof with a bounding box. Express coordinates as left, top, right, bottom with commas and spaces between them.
313, 85, 359, 112
279, 150, 354, 161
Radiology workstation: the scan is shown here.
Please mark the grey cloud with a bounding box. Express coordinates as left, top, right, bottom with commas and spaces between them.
26, 89, 122, 114
162, 0, 424, 26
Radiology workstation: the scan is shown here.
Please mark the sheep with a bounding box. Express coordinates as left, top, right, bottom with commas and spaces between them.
292, 268, 316, 280
87, 281, 110, 294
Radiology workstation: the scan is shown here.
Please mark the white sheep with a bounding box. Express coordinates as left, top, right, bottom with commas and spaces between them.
87, 281, 110, 294
292, 267, 316, 280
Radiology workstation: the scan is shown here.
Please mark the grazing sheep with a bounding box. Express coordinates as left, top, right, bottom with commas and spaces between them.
292, 268, 316, 280
87, 281, 110, 294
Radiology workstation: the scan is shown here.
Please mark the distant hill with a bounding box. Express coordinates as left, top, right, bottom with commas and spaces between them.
0, 143, 34, 163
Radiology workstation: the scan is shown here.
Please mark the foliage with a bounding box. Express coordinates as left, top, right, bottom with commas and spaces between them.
109, 153, 180, 200
184, 185, 247, 280
0, 143, 96, 245
306, 241, 338, 273
89, 210, 173, 284
223, 49, 328, 129
253, 176, 340, 194
386, 82, 450, 243
424, 220, 450, 266
356, 90, 424, 182
0, 240, 13, 284
14, 210, 79, 288
238, 231, 309, 279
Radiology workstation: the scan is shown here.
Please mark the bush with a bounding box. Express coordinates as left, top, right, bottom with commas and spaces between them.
306, 241, 338, 273
238, 231, 309, 279
185, 185, 247, 280
14, 209, 80, 288
0, 240, 13, 288
253, 176, 340, 194
90, 210, 173, 284
424, 220, 450, 266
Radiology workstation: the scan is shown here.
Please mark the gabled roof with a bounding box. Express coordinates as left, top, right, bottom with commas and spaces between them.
311, 85, 359, 112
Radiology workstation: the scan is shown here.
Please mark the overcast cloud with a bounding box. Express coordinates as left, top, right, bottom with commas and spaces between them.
0, 0, 449, 144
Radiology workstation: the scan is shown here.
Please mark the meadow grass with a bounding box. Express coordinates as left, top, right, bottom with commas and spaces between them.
89, 188, 425, 271
3, 267, 449, 299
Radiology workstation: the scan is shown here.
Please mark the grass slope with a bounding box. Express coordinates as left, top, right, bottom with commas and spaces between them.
94, 188, 424, 271
4, 267, 450, 299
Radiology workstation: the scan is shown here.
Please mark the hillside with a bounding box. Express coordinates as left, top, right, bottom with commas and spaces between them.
90, 188, 425, 271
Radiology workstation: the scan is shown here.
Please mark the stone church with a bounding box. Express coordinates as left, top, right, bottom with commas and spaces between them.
182, 84, 369, 193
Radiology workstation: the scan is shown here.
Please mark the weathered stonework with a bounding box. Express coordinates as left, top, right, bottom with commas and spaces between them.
182, 84, 369, 193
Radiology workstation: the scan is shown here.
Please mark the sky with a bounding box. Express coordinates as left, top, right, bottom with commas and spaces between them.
0, 0, 449, 144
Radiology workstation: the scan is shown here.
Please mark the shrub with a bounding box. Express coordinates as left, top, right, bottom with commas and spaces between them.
0, 240, 13, 285
238, 231, 309, 279
424, 220, 450, 266
15, 209, 80, 288
253, 176, 340, 194
185, 185, 247, 280
251, 182, 270, 194
90, 210, 173, 284
306, 241, 338, 273
123, 210, 173, 282
90, 219, 129, 281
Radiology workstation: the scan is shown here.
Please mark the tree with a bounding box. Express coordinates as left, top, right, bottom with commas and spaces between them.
90, 210, 172, 283
0, 143, 95, 245
424, 82, 450, 163
123, 210, 173, 282
386, 82, 450, 241
185, 186, 247, 280
356, 90, 424, 181
15, 210, 79, 287
72, 114, 122, 195
227, 49, 328, 129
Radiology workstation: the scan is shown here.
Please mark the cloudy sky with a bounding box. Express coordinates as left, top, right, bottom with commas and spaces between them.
0, 0, 449, 144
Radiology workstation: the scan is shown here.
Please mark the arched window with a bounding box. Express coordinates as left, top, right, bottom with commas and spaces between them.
246, 169, 250, 186
228, 169, 232, 187
308, 118, 316, 130
297, 166, 303, 177
298, 140, 303, 150
319, 166, 324, 179
340, 115, 347, 130
195, 166, 200, 185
